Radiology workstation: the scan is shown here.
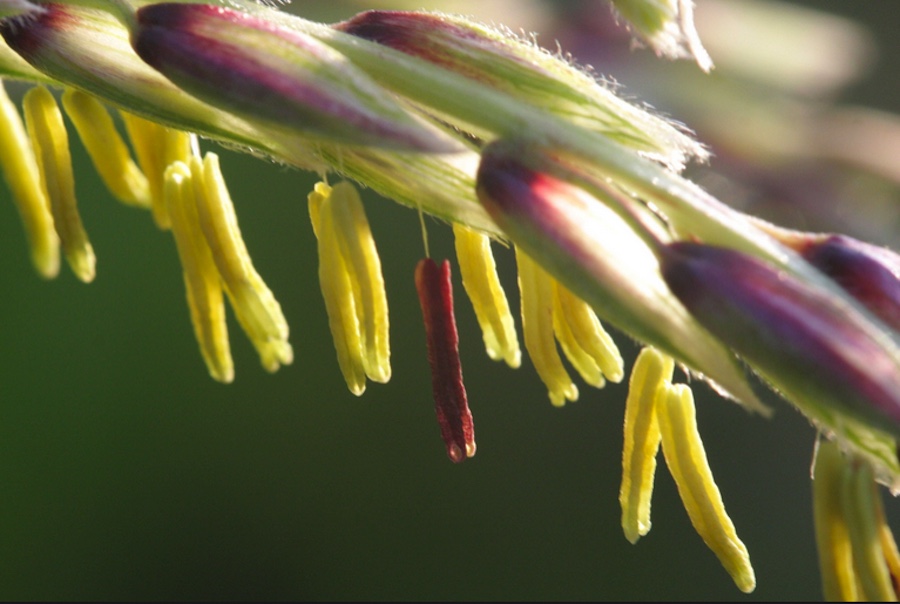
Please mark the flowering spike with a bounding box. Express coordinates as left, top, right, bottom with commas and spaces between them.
164, 161, 233, 384
328, 181, 390, 384
0, 79, 59, 278
452, 224, 520, 369
619, 347, 674, 544
335, 9, 705, 169
660, 242, 900, 454
60, 88, 150, 209
190, 153, 292, 373
308, 182, 367, 396
131, 3, 460, 153
415, 257, 475, 463
516, 247, 578, 407
22, 84, 94, 282
657, 382, 755, 593
476, 141, 765, 414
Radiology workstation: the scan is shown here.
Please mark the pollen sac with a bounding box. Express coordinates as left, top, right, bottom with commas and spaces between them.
452, 224, 520, 369
0, 79, 59, 278
657, 382, 755, 594
61, 89, 150, 209
132, 3, 459, 152
164, 161, 233, 384
190, 153, 292, 373
120, 112, 192, 230
515, 247, 578, 407
619, 347, 674, 544
334, 10, 705, 169
797, 234, 900, 334
660, 241, 900, 443
23, 85, 95, 282
415, 258, 475, 463
308, 181, 390, 394
813, 440, 900, 601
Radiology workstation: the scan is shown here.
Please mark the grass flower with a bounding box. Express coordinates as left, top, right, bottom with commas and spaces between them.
0, 0, 898, 599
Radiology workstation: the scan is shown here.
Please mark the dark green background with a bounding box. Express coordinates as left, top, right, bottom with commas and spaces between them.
0, 1, 898, 600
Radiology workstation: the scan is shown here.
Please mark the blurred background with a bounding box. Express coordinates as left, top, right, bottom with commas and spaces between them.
0, 0, 898, 600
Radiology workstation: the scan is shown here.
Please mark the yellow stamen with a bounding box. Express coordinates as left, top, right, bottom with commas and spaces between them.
190, 153, 292, 373
164, 161, 233, 383
0, 81, 59, 278
840, 454, 897, 601
452, 224, 521, 369
516, 247, 577, 407
61, 89, 150, 209
328, 181, 390, 384
658, 382, 755, 593
619, 347, 674, 544
308, 181, 367, 396
23, 85, 95, 283
813, 440, 862, 602
554, 284, 624, 384
121, 111, 191, 229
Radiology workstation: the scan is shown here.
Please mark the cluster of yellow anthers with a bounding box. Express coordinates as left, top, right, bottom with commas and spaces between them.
0, 81, 292, 383
813, 440, 900, 601
620, 347, 755, 594
307, 178, 625, 406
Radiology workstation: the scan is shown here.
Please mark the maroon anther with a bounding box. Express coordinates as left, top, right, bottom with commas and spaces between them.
415, 258, 476, 463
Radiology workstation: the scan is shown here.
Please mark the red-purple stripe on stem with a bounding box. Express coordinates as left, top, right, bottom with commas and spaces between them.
415, 258, 475, 463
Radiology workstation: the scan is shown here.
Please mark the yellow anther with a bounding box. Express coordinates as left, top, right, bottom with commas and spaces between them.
658, 382, 755, 594
554, 284, 624, 384
839, 453, 898, 601
452, 223, 521, 369
619, 347, 674, 544
61, 89, 150, 209
164, 161, 233, 383
190, 153, 292, 373
516, 247, 578, 407
0, 81, 59, 279
328, 181, 391, 384
23, 85, 95, 283
813, 440, 862, 602
308, 181, 367, 396
121, 111, 191, 229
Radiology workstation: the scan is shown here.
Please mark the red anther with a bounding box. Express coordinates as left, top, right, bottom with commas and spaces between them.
415, 258, 476, 463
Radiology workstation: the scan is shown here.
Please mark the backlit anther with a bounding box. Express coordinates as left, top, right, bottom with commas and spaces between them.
328, 181, 390, 384
0, 80, 59, 278
308, 181, 389, 394
23, 85, 94, 282
415, 257, 476, 463
658, 382, 755, 593
813, 440, 860, 602
553, 283, 624, 387
515, 247, 578, 407
839, 455, 897, 601
452, 223, 520, 369
190, 153, 292, 373
164, 161, 233, 383
619, 347, 674, 544
121, 111, 191, 229
61, 89, 150, 209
